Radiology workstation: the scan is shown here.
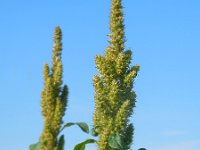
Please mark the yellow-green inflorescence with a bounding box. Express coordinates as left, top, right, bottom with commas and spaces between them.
40, 27, 68, 150
93, 0, 139, 150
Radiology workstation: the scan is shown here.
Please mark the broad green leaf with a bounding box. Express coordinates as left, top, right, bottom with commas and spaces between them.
73, 142, 85, 150
108, 133, 125, 150
76, 122, 89, 133
61, 122, 89, 134
73, 139, 96, 150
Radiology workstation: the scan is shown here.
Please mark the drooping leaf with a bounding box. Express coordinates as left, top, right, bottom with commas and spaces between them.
63, 122, 75, 128
108, 133, 125, 150
61, 122, 89, 134
76, 122, 89, 133
73, 139, 96, 150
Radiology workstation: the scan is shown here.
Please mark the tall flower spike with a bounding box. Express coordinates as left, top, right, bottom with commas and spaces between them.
39, 26, 68, 150
93, 0, 139, 149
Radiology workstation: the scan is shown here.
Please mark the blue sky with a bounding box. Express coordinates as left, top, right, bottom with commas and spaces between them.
0, 0, 200, 150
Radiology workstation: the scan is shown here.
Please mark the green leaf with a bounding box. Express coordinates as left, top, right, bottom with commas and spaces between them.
61, 122, 89, 134
57, 135, 65, 150
76, 122, 89, 133
73, 139, 96, 150
73, 142, 85, 150
90, 128, 98, 137
63, 122, 75, 128
108, 133, 126, 150
29, 141, 46, 150
138, 148, 147, 150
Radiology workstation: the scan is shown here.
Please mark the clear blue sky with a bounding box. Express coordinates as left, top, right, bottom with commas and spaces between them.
0, 0, 199, 150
